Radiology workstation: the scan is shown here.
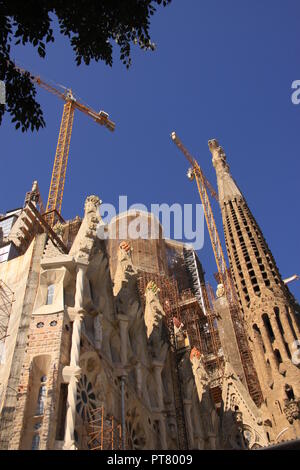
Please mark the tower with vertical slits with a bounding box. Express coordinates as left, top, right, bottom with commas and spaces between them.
209, 139, 300, 442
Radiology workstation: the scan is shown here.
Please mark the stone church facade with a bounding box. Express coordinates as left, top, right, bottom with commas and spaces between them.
0, 140, 299, 450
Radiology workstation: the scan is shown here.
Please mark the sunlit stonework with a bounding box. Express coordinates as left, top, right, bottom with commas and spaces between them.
0, 163, 299, 450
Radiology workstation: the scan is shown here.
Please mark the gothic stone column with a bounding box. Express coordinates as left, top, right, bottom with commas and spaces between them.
260, 322, 279, 378
280, 308, 298, 348
183, 399, 194, 449
251, 323, 273, 390
117, 314, 129, 367
63, 261, 88, 450
135, 362, 142, 399
153, 361, 167, 449
269, 315, 289, 362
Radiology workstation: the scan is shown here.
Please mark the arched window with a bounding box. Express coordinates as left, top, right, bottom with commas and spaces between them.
46, 284, 55, 305
274, 307, 284, 335
274, 349, 282, 365
36, 376, 47, 416
31, 434, 40, 450
262, 313, 275, 342
285, 306, 298, 340
275, 400, 282, 414
253, 324, 266, 353
89, 280, 94, 302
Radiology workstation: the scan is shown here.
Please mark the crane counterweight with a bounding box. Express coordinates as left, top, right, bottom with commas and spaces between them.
171, 131, 264, 404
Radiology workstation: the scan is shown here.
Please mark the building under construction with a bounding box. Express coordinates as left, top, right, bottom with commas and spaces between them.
0, 133, 299, 449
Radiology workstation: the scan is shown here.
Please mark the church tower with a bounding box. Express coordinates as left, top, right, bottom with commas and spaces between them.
208, 139, 300, 442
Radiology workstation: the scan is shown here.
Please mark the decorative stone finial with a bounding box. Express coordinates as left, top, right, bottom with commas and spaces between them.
119, 241, 131, 253
208, 139, 227, 171
53, 222, 64, 238
146, 280, 160, 295
190, 346, 201, 361
173, 316, 182, 329
84, 195, 102, 215
216, 283, 225, 298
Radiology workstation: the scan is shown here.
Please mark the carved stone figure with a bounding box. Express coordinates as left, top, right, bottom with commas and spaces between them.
190, 348, 219, 449
284, 399, 300, 424
190, 348, 208, 392
2, 181, 299, 451
209, 137, 300, 441
53, 222, 64, 238
144, 281, 168, 362
221, 361, 268, 449
113, 241, 148, 365
113, 241, 137, 299
216, 283, 225, 298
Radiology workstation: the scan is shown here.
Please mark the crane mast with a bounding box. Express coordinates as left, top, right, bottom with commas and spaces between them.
171, 131, 263, 405
171, 132, 227, 278
16, 66, 115, 226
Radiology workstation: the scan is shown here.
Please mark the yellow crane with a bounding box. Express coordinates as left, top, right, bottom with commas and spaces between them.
16, 66, 115, 226
171, 132, 227, 280
171, 131, 263, 405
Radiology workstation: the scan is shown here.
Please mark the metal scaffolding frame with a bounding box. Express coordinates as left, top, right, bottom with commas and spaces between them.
178, 286, 224, 407
88, 406, 122, 450
182, 247, 206, 313
222, 271, 263, 406
0, 280, 14, 341
137, 271, 188, 450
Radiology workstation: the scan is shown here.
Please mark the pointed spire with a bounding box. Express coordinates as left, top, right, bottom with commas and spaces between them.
208, 139, 242, 204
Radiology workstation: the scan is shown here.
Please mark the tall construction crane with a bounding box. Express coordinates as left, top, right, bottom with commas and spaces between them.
16, 66, 115, 226
171, 132, 227, 280
171, 131, 263, 405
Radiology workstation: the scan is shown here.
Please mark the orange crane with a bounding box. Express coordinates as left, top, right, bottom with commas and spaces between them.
171, 132, 227, 280
283, 274, 299, 285
16, 66, 115, 226
171, 131, 263, 405
171, 131, 224, 369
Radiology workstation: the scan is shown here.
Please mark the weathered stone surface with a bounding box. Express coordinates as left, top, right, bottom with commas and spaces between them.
209, 139, 300, 443
1, 175, 299, 450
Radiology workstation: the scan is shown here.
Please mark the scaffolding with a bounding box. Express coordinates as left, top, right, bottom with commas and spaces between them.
106, 212, 168, 280
23, 181, 45, 215
212, 271, 263, 406
0, 280, 14, 341
171, 133, 263, 407
137, 271, 188, 450
88, 406, 122, 450
177, 286, 224, 407
180, 247, 223, 379
226, 275, 263, 406
182, 247, 206, 313
166, 244, 222, 368
232, 306, 263, 406
178, 289, 203, 352
60, 216, 82, 250
137, 252, 225, 415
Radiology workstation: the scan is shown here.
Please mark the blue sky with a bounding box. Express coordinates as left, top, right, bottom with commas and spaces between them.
1, 0, 299, 300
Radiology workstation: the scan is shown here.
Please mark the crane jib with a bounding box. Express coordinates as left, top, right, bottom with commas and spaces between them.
15, 64, 115, 226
